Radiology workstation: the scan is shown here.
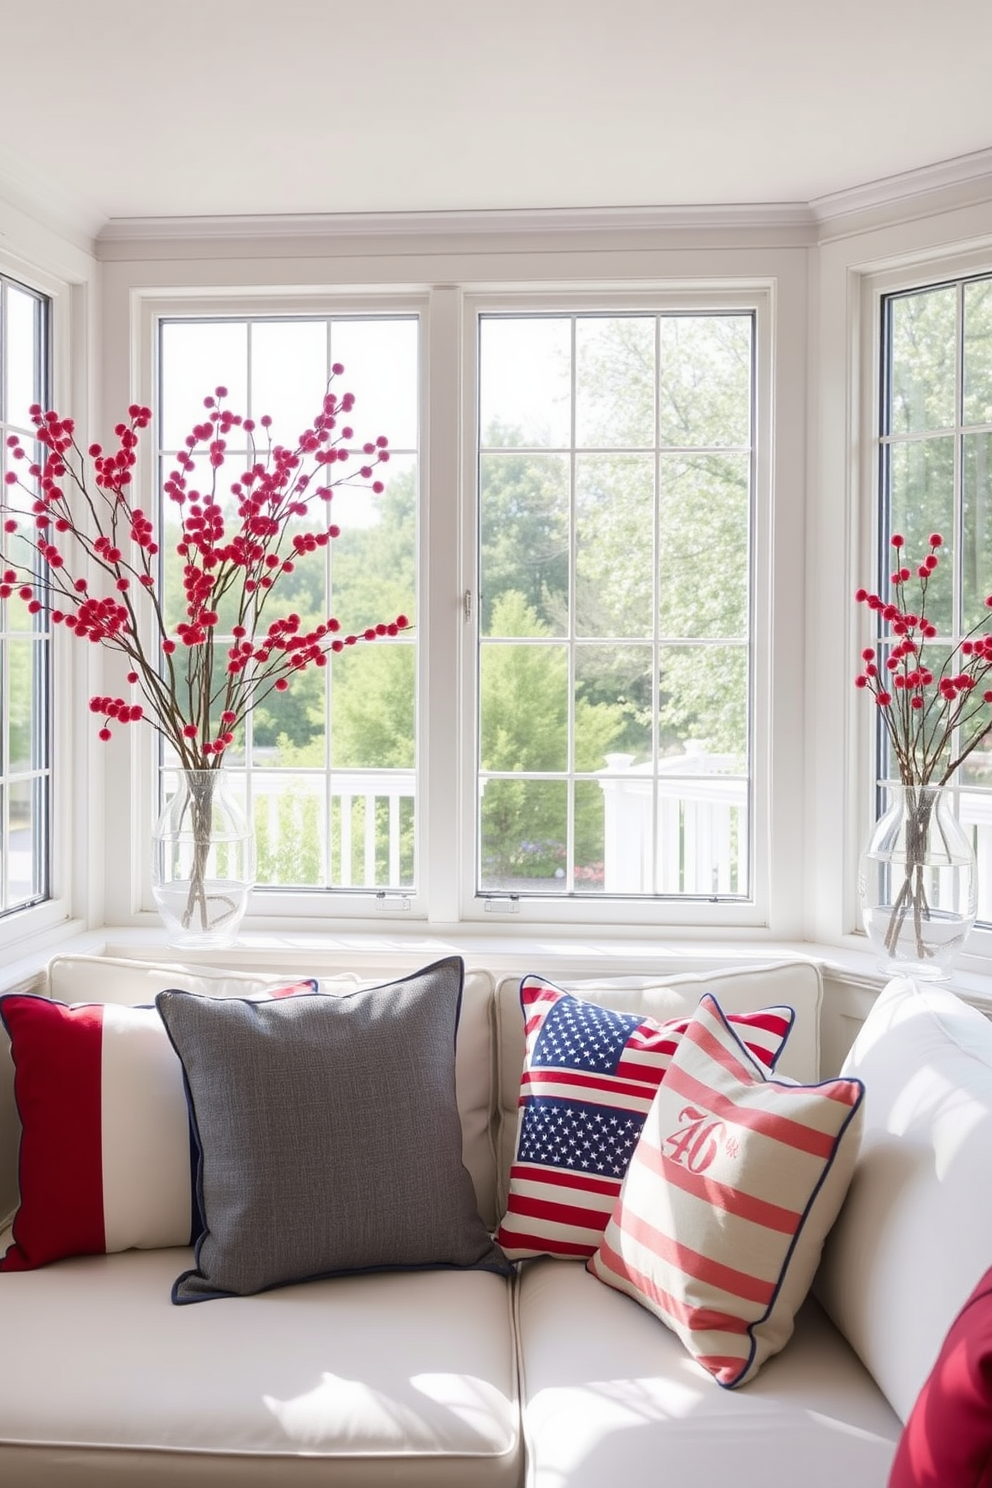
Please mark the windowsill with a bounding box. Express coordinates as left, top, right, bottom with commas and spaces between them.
5, 918, 992, 1011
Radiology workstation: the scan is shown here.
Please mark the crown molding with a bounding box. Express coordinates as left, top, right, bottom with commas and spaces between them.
96, 201, 817, 248
5, 144, 991, 258
811, 146, 992, 231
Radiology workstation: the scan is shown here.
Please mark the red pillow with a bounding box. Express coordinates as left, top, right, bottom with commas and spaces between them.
0, 980, 317, 1270
888, 1265, 992, 1488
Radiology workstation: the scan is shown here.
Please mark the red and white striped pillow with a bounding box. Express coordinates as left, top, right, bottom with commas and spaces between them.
587, 992, 864, 1388
495, 978, 795, 1261
0, 982, 315, 1271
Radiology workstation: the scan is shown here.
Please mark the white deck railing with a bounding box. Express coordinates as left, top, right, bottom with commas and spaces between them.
250, 770, 416, 889
599, 749, 746, 896
956, 790, 992, 922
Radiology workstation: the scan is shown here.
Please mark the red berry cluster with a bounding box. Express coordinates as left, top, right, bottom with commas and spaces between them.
0, 375, 410, 767
89, 694, 144, 741
855, 533, 992, 785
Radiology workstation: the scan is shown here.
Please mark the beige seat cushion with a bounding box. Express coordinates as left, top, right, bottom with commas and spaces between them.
0, 1244, 519, 1487
516, 1257, 899, 1488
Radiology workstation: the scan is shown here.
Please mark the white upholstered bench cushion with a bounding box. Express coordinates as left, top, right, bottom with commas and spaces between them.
0, 1243, 519, 1487
515, 1257, 899, 1488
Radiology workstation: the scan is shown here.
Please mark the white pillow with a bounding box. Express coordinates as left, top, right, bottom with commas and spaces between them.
815, 976, 992, 1422
45, 954, 358, 1005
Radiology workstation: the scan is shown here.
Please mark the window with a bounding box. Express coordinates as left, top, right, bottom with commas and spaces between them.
157, 314, 418, 896
0, 274, 51, 915
146, 283, 775, 932
476, 311, 754, 901
878, 272, 992, 921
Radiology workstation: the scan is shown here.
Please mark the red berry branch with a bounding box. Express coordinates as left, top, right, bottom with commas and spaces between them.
855, 532, 992, 788
1, 376, 409, 772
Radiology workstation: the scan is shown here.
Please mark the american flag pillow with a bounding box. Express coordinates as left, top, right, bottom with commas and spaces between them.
587, 992, 864, 1388
495, 977, 794, 1261
0, 980, 316, 1271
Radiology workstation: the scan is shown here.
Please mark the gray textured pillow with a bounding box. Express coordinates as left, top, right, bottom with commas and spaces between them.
156, 956, 509, 1302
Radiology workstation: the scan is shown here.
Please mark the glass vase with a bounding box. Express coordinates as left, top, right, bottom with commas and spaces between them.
151, 769, 255, 949
859, 782, 977, 981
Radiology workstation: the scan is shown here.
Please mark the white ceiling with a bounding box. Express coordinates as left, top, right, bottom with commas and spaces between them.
3, 0, 992, 238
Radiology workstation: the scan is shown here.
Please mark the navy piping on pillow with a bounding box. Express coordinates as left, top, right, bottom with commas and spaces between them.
159, 957, 512, 1302
704, 998, 865, 1392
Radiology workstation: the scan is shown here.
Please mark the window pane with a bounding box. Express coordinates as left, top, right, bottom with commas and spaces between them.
331, 454, 417, 631
253, 772, 325, 886
4, 285, 42, 431
660, 645, 748, 761
479, 318, 571, 448
963, 279, 992, 427
575, 454, 653, 637
330, 775, 414, 889
573, 778, 606, 891
574, 644, 653, 766
479, 451, 569, 635
158, 314, 419, 896
252, 663, 326, 765
250, 320, 328, 436
7, 777, 42, 906
659, 454, 749, 639
480, 641, 568, 773
0, 275, 51, 918
575, 317, 654, 448
477, 310, 754, 901
330, 643, 415, 770
963, 433, 992, 631
659, 316, 752, 448
888, 286, 957, 435
331, 318, 419, 452
887, 435, 955, 623
479, 777, 567, 891
160, 320, 248, 449
7, 638, 36, 772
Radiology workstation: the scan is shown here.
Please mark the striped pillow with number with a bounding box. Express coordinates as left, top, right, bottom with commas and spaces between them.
587, 992, 864, 1387
495, 978, 795, 1261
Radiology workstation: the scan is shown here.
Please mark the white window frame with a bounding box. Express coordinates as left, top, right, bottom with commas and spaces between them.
0, 251, 81, 956
104, 289, 431, 929
105, 269, 801, 938
456, 283, 779, 932
856, 244, 992, 973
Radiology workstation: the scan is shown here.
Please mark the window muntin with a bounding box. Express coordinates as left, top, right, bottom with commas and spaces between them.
157, 315, 418, 895
477, 311, 754, 900
879, 273, 992, 922
0, 275, 50, 915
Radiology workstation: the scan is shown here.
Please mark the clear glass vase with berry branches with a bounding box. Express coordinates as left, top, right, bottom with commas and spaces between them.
855, 532, 987, 978
152, 767, 254, 948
